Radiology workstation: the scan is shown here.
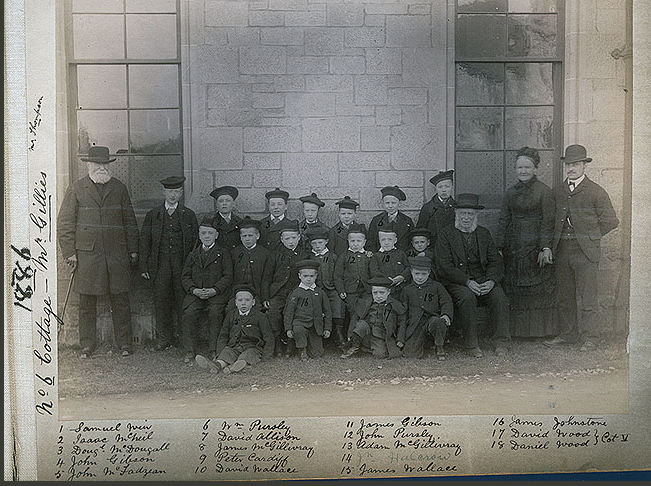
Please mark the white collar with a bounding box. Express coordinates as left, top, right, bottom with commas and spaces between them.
379, 247, 396, 253
202, 243, 215, 251
386, 211, 398, 220
349, 248, 366, 253
165, 201, 178, 211
243, 243, 257, 250
219, 212, 232, 220
299, 282, 317, 291
312, 248, 329, 257
437, 195, 450, 203
567, 175, 586, 188
271, 213, 285, 222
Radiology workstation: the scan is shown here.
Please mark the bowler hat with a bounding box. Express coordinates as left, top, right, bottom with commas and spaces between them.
295, 259, 320, 271
455, 193, 484, 210
335, 195, 359, 210
81, 146, 116, 163
211, 186, 238, 200
306, 226, 330, 241
265, 187, 290, 201
367, 276, 393, 288
429, 170, 454, 186
561, 144, 592, 164
299, 193, 325, 207
237, 216, 260, 231
408, 256, 433, 270
408, 227, 432, 240
160, 176, 186, 189
380, 185, 406, 201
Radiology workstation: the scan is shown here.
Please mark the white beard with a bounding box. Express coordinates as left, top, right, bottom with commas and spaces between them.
89, 172, 111, 184
455, 214, 478, 233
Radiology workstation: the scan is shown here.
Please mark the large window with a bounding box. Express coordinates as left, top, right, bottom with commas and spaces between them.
65, 0, 183, 214
455, 0, 564, 209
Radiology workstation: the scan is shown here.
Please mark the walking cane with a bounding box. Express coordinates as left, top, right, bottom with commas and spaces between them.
60, 269, 75, 334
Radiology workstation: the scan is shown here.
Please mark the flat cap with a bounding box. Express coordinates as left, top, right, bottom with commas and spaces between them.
232, 284, 256, 298
237, 216, 261, 231
273, 218, 300, 233
210, 186, 238, 200
408, 256, 433, 270
265, 187, 290, 201
408, 227, 432, 240
367, 276, 393, 288
429, 170, 454, 186
299, 193, 325, 207
347, 222, 367, 236
160, 175, 186, 189
306, 226, 330, 241
335, 195, 359, 210
199, 216, 218, 230
380, 185, 406, 201
295, 259, 321, 271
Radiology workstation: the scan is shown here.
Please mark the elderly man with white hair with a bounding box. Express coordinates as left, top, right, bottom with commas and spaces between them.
434, 193, 511, 358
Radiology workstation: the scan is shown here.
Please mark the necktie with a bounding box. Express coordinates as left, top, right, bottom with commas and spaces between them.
168, 207, 175, 215
569, 182, 575, 192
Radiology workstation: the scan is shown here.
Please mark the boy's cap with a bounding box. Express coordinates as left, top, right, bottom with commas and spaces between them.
265, 187, 290, 201
335, 195, 359, 209
211, 185, 238, 200
295, 259, 320, 271
377, 221, 397, 234
299, 192, 325, 207
199, 216, 218, 230
380, 185, 406, 201
160, 175, 186, 189
237, 216, 260, 231
274, 218, 300, 234
233, 284, 256, 298
408, 256, 433, 270
347, 222, 367, 236
429, 170, 454, 186
306, 226, 330, 241
367, 276, 393, 288
409, 227, 432, 240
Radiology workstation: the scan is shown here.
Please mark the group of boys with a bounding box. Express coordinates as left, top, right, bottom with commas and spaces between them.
137, 169, 467, 375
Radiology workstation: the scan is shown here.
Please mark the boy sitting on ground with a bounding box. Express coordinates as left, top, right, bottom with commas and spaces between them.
196, 285, 274, 374
284, 260, 332, 361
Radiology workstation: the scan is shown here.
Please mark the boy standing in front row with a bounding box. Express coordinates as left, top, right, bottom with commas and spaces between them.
196, 285, 274, 374
284, 260, 332, 361
401, 256, 453, 360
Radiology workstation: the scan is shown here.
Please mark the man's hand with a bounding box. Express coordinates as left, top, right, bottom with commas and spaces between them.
323, 330, 331, 339
479, 280, 495, 295
66, 255, 78, 271
204, 288, 217, 298
193, 288, 206, 298
467, 279, 482, 296
538, 248, 553, 267
339, 292, 347, 300
442, 315, 451, 326
141, 272, 150, 280
287, 330, 294, 339
130, 253, 138, 265
396, 341, 404, 349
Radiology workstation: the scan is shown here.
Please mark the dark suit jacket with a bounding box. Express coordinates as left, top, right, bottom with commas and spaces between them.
328, 221, 366, 257
416, 196, 456, 245
308, 250, 337, 291
258, 214, 285, 252
299, 219, 325, 254
434, 225, 504, 286
400, 279, 454, 340
334, 250, 373, 295
181, 244, 233, 308
139, 204, 198, 280
215, 309, 274, 359
552, 177, 619, 263
264, 245, 308, 299
230, 244, 271, 302
57, 176, 138, 295
283, 287, 333, 335
351, 296, 407, 357
212, 212, 242, 251
369, 248, 411, 282
367, 211, 415, 252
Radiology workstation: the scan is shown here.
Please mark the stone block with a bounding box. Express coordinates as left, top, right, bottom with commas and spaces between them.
327, 4, 364, 26
306, 74, 353, 92
365, 14, 385, 27
205, 27, 228, 45
274, 75, 306, 91
214, 170, 254, 187
302, 117, 360, 152
409, 3, 431, 15
388, 87, 428, 105
330, 56, 366, 74
249, 10, 285, 26
335, 99, 376, 116
286, 92, 336, 116
386, 15, 431, 47
428, 86, 446, 128
361, 126, 391, 151
305, 28, 344, 55
191, 46, 239, 83
253, 169, 283, 187
207, 84, 252, 109
249, 0, 269, 9
207, 109, 263, 127
243, 126, 302, 152
285, 10, 326, 26
251, 83, 275, 92
244, 153, 282, 169
596, 6, 626, 36
391, 125, 444, 169
354, 75, 388, 105
239, 74, 276, 83
251, 93, 286, 108
339, 152, 390, 170
366, 47, 402, 74
401, 105, 428, 125
205, 0, 248, 26
375, 170, 423, 187
226, 27, 260, 45
592, 88, 626, 121
375, 105, 402, 126
282, 153, 339, 187
340, 171, 376, 187
197, 127, 243, 169
344, 27, 385, 47
401, 48, 446, 87
287, 56, 330, 74
260, 117, 302, 126
268, 0, 308, 10
236, 188, 269, 213
240, 46, 287, 74
260, 27, 305, 45
365, 3, 408, 15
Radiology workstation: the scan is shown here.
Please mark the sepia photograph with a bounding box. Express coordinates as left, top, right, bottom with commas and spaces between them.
5, 0, 651, 481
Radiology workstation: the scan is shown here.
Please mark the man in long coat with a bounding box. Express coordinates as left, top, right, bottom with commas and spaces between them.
58, 146, 139, 357
544, 145, 619, 351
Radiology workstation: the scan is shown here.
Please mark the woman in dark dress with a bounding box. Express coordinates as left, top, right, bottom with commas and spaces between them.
496, 147, 557, 338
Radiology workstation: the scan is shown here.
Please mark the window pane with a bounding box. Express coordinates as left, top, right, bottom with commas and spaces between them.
507, 14, 557, 58
505, 63, 553, 104
129, 155, 184, 211
77, 65, 127, 109
508, 0, 557, 13
505, 106, 553, 149
73, 14, 125, 59
457, 14, 507, 58
129, 65, 179, 108
126, 14, 178, 59
505, 150, 555, 188
455, 151, 504, 208
456, 107, 504, 150
129, 109, 181, 153
457, 0, 506, 13
126, 0, 177, 13
77, 110, 128, 154
456, 63, 504, 105
72, 0, 123, 13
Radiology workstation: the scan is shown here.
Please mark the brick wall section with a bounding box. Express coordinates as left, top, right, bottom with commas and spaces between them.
186, 0, 448, 226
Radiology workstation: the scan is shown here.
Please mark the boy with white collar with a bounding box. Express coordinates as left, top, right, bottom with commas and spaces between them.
367, 186, 414, 252
259, 187, 290, 252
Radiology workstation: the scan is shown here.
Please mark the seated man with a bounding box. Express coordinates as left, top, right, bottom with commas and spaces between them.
196, 285, 274, 374
341, 276, 407, 359
434, 194, 510, 358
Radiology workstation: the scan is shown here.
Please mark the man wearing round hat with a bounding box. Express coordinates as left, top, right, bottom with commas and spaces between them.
434, 194, 511, 358
210, 185, 242, 251
367, 186, 415, 253
259, 187, 291, 252
417, 170, 456, 246
139, 176, 199, 350
58, 146, 139, 358
544, 144, 619, 352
